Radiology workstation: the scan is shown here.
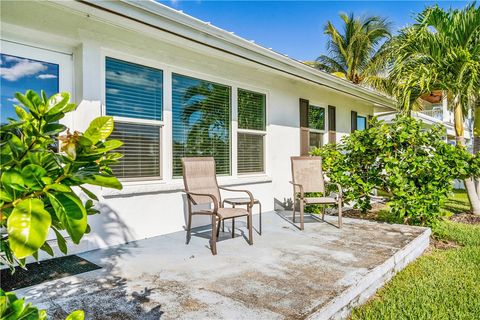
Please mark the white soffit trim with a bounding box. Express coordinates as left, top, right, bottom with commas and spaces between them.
67, 0, 396, 109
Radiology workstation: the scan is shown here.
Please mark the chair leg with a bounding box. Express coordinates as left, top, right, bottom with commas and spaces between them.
186, 212, 192, 245
222, 220, 225, 232
322, 205, 325, 221
216, 218, 222, 238
299, 199, 304, 230
258, 202, 262, 235
248, 205, 253, 245
292, 195, 296, 223
211, 215, 217, 255
338, 199, 343, 229
232, 204, 236, 238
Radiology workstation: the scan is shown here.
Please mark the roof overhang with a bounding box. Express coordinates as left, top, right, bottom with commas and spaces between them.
57, 0, 396, 110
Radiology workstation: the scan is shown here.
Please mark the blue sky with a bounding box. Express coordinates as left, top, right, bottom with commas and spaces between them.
0, 53, 59, 123
159, 1, 470, 61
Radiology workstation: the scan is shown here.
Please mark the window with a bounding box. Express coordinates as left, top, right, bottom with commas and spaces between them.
105, 57, 163, 179
1, 53, 59, 124
172, 74, 231, 177
357, 115, 367, 131
237, 89, 266, 174
308, 105, 325, 149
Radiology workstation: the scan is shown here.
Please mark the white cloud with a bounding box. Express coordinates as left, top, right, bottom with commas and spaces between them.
107, 88, 120, 94
0, 59, 47, 81
106, 71, 157, 89
4, 56, 23, 63
7, 98, 19, 103
37, 73, 57, 79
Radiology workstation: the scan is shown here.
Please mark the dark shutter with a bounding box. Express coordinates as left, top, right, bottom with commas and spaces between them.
300, 98, 309, 156
328, 105, 336, 144
351, 110, 358, 132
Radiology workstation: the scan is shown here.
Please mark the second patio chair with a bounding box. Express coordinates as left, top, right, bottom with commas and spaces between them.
290, 156, 343, 230
182, 157, 254, 255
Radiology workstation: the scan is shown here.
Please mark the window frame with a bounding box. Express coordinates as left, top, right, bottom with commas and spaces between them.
0, 40, 73, 128
308, 104, 327, 149
102, 52, 165, 182
171, 72, 233, 177
237, 88, 267, 175
356, 114, 368, 131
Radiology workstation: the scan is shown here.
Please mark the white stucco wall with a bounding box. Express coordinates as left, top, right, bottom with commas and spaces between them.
1, 1, 378, 256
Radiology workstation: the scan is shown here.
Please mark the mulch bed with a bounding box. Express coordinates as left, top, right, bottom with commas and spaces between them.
342, 203, 388, 220
1, 255, 101, 291
449, 214, 480, 225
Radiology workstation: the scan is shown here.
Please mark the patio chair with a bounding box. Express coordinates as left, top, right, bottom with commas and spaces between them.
290, 156, 343, 230
182, 157, 254, 255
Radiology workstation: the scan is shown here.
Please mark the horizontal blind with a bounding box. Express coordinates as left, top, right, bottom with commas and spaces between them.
238, 89, 266, 130
238, 133, 264, 174
308, 105, 325, 130
110, 122, 161, 179
105, 57, 163, 121
172, 73, 231, 177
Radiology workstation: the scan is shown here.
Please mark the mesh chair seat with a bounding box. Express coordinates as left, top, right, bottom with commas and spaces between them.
304, 196, 337, 204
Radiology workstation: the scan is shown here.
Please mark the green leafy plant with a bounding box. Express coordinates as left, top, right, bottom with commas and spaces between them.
0, 289, 84, 320
0, 90, 123, 268
312, 115, 477, 225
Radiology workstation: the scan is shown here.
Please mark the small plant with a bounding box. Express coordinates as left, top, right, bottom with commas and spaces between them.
313, 115, 476, 225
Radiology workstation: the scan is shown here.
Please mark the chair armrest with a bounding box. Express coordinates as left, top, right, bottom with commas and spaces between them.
326, 182, 343, 199
184, 190, 219, 212
289, 181, 304, 198
219, 187, 254, 207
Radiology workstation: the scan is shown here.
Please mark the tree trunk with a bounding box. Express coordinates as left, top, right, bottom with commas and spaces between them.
453, 96, 480, 214
473, 99, 480, 198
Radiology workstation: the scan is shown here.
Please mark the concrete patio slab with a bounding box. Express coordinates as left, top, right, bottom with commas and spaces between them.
14, 212, 430, 320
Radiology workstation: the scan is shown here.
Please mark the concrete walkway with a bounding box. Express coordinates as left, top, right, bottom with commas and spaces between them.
16, 212, 430, 320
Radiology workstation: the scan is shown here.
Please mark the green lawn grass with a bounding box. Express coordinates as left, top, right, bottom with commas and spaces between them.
350, 191, 480, 320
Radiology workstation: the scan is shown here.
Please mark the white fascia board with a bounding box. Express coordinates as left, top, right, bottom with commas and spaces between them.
63, 0, 396, 109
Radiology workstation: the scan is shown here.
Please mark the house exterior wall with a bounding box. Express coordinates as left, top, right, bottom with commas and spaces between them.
1, 1, 379, 256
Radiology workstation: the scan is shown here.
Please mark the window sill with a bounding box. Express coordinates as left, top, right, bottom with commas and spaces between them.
101, 175, 272, 197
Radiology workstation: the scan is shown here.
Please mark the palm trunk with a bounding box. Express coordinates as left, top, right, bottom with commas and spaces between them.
454, 95, 480, 215
473, 99, 480, 198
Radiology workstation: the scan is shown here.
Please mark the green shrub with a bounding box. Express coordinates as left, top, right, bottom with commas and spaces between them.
312, 115, 475, 225
0, 90, 123, 268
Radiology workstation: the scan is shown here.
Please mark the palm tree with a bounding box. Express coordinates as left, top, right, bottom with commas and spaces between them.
390, 3, 480, 213
315, 13, 392, 84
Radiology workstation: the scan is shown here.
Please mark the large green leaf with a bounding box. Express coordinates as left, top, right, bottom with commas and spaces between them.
21, 164, 47, 190
7, 199, 52, 259
72, 171, 122, 190
47, 192, 87, 244
46, 92, 70, 115
1, 170, 25, 191
84, 116, 114, 144
65, 310, 85, 320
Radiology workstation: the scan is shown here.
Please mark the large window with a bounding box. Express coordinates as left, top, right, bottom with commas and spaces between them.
1, 53, 59, 124
308, 105, 325, 150
105, 57, 163, 179
237, 89, 266, 174
172, 74, 231, 177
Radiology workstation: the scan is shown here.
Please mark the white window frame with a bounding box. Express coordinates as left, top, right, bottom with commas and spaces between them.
0, 39, 74, 128
236, 88, 267, 176
102, 52, 164, 181
308, 104, 326, 148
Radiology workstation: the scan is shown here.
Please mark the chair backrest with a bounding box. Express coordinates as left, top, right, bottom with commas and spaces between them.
291, 156, 325, 194
182, 157, 221, 205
